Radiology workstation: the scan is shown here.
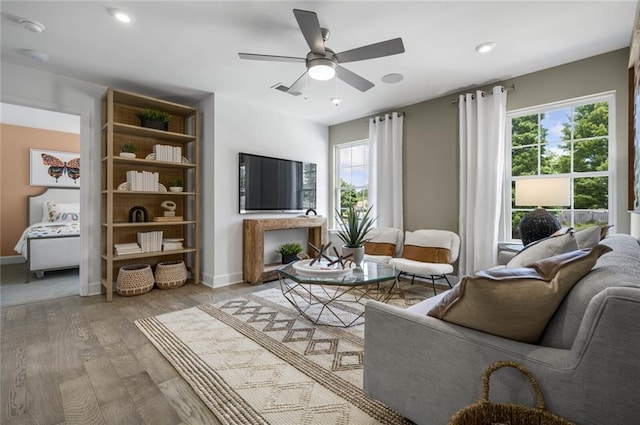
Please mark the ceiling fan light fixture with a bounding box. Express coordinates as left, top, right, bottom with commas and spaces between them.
308, 59, 336, 81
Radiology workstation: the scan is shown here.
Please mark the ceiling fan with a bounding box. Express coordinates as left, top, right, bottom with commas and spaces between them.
238, 9, 405, 96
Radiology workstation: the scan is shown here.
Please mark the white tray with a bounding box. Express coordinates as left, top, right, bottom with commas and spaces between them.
292, 259, 354, 278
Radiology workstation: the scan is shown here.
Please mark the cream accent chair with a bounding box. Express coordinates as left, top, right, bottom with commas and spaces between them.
389, 229, 460, 294
363, 227, 404, 264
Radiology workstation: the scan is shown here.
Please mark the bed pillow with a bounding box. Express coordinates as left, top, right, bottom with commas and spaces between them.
427, 245, 612, 343
506, 230, 577, 268
43, 201, 80, 223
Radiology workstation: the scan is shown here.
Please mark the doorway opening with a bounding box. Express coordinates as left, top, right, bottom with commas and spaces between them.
0, 103, 81, 308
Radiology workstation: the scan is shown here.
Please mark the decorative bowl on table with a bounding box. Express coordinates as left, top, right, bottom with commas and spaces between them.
292, 259, 355, 278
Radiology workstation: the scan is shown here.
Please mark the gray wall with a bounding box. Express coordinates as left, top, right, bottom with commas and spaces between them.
329, 48, 631, 235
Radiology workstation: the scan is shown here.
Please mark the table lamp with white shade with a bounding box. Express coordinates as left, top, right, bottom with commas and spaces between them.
515, 177, 571, 246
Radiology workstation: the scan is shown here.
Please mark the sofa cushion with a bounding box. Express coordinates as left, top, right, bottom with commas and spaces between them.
427, 245, 611, 343
506, 231, 578, 268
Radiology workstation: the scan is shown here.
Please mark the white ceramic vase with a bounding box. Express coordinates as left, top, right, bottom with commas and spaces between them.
119, 152, 136, 158
342, 246, 365, 266
169, 187, 183, 192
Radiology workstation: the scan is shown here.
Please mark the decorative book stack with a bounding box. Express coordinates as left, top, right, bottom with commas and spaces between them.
153, 144, 182, 163
137, 231, 163, 253
163, 238, 184, 251
114, 243, 142, 256
126, 170, 160, 191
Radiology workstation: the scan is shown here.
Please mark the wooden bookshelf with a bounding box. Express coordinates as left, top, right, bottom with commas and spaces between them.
100, 88, 199, 301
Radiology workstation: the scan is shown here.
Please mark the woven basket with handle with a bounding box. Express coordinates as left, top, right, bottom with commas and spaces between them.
448, 361, 575, 425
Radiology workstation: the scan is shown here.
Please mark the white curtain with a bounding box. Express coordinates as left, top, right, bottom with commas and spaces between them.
458, 86, 508, 275
368, 112, 404, 229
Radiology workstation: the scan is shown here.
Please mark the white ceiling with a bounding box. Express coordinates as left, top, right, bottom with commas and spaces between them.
1, 1, 637, 126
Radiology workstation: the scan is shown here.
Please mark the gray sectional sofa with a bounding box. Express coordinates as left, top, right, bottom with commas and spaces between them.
363, 234, 640, 425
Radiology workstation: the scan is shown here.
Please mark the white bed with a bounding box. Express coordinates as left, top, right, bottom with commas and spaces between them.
14, 188, 81, 282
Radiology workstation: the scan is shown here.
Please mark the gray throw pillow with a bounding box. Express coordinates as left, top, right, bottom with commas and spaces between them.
507, 232, 578, 268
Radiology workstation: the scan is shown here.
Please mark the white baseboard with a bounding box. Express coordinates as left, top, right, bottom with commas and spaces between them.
1, 256, 25, 265
87, 280, 102, 296
212, 271, 244, 288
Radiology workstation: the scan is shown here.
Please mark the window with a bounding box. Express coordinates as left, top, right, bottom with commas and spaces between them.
507, 93, 614, 240
334, 140, 369, 222
301, 162, 317, 209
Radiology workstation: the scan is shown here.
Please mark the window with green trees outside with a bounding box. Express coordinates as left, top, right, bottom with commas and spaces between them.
508, 93, 613, 240
335, 141, 369, 223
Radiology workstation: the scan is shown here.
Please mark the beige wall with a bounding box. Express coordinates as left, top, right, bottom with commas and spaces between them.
329, 48, 631, 234
0, 124, 80, 256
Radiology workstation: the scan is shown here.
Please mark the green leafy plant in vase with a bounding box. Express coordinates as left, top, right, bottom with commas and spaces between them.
278, 242, 303, 264
136, 109, 172, 131
335, 204, 376, 266
169, 177, 183, 192
120, 143, 137, 158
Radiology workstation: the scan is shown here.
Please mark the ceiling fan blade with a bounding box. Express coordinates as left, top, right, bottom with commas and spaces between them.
238, 53, 305, 63
287, 72, 307, 95
336, 65, 374, 92
274, 85, 302, 96
293, 9, 325, 55
335, 38, 405, 63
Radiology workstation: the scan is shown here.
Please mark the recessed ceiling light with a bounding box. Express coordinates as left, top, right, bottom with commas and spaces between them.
109, 8, 132, 23
330, 97, 342, 106
475, 42, 496, 54
381, 73, 404, 84
19, 49, 49, 62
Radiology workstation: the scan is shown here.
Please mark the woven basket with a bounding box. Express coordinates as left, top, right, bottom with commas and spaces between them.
448, 361, 575, 425
116, 264, 154, 296
155, 260, 187, 289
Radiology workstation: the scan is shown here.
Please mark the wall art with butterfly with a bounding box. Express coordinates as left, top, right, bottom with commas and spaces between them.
30, 149, 80, 187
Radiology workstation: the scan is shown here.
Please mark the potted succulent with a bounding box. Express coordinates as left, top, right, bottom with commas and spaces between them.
120, 143, 137, 158
335, 204, 376, 266
278, 242, 303, 264
136, 109, 172, 131
168, 177, 183, 192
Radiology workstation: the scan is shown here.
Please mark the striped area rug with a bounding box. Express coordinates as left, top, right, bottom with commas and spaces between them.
136, 285, 433, 424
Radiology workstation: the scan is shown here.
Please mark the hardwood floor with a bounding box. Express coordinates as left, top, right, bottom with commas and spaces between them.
0, 281, 279, 425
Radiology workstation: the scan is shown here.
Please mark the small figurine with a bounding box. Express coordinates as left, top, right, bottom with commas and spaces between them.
161, 200, 176, 217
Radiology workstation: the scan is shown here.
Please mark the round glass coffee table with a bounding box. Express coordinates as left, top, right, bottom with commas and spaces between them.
277, 259, 399, 327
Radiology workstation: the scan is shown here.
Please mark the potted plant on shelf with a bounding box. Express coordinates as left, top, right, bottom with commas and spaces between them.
136, 109, 172, 131
120, 143, 137, 158
278, 242, 303, 264
169, 178, 183, 192
335, 204, 376, 266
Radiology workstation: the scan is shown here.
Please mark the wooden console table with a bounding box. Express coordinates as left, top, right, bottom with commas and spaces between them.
243, 217, 326, 284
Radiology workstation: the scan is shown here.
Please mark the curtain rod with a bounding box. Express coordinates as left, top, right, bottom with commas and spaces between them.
364, 112, 405, 124
450, 84, 515, 104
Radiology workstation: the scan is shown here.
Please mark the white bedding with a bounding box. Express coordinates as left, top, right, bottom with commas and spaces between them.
14, 221, 80, 257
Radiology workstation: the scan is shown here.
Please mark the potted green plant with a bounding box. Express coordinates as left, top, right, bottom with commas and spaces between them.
277, 242, 303, 264
335, 204, 376, 266
168, 177, 183, 192
136, 109, 172, 131
120, 143, 137, 158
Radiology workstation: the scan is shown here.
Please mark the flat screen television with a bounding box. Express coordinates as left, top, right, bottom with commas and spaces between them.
239, 152, 316, 213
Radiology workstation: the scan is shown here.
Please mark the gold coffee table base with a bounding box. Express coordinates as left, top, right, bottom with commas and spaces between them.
278, 260, 399, 327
